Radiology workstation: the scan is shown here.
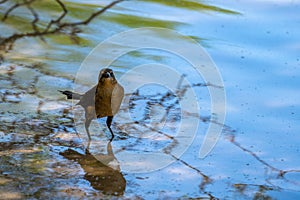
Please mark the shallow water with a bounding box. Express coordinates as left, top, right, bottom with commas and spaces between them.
0, 0, 300, 199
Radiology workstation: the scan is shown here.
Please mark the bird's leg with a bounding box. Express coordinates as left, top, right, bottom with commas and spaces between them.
85, 118, 92, 140
106, 116, 114, 141
86, 139, 91, 150
84, 106, 95, 141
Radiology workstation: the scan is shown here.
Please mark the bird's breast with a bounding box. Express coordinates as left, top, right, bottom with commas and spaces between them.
95, 84, 115, 118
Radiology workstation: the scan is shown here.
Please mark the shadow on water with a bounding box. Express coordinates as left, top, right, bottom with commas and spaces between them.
60, 142, 126, 196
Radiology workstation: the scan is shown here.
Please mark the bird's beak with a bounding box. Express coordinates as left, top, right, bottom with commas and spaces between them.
103, 72, 111, 78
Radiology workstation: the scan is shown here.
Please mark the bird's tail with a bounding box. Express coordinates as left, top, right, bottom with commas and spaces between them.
59, 90, 82, 100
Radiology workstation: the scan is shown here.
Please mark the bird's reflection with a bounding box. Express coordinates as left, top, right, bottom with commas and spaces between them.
60, 142, 126, 196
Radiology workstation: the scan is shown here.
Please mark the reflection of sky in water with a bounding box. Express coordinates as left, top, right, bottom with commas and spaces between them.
111, 0, 300, 197
212, 0, 299, 172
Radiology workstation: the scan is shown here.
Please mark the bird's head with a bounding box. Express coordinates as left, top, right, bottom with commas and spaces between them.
98, 68, 117, 85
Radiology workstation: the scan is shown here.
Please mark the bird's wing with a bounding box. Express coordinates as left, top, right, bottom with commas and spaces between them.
111, 83, 124, 115
77, 85, 97, 107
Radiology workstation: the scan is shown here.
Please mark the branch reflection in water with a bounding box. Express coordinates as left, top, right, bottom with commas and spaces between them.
60, 141, 126, 196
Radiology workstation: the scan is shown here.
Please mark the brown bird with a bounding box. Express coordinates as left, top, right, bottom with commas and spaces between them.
60, 68, 124, 141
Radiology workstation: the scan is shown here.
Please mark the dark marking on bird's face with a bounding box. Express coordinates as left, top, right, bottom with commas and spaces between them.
98, 68, 116, 84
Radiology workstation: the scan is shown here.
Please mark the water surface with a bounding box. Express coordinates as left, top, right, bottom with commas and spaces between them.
0, 0, 300, 199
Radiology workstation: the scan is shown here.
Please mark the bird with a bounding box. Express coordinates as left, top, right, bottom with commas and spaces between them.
59, 68, 124, 141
